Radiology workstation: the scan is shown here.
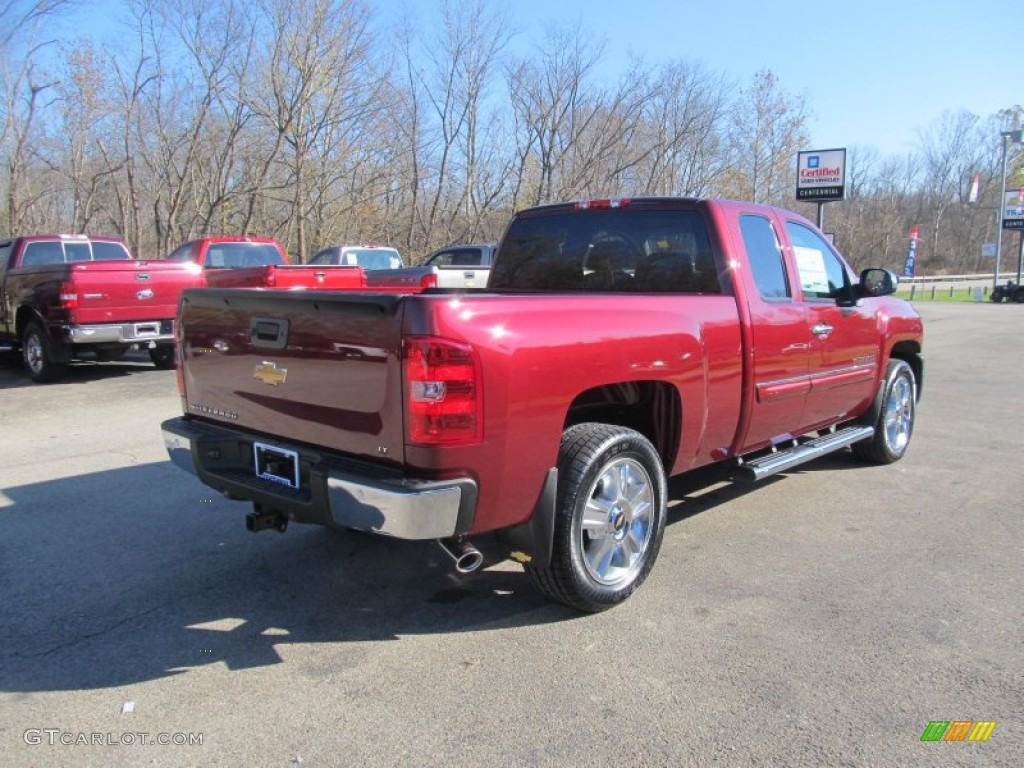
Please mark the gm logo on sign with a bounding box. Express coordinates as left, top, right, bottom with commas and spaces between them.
920, 720, 997, 742
807, 155, 820, 169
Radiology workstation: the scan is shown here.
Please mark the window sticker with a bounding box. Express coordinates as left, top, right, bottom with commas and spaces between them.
793, 245, 830, 295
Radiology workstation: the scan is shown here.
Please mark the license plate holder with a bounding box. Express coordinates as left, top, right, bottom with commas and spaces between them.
253, 442, 300, 489
133, 322, 160, 338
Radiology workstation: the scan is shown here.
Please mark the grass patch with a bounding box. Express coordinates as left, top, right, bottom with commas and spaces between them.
895, 287, 987, 303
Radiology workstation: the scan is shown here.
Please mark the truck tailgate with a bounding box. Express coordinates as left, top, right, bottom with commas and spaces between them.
179, 289, 407, 461
204, 264, 366, 290
68, 260, 198, 323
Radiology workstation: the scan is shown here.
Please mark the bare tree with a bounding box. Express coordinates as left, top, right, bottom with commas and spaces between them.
633, 59, 731, 196
727, 69, 808, 205
0, 0, 70, 231
507, 25, 604, 207
244, 0, 381, 261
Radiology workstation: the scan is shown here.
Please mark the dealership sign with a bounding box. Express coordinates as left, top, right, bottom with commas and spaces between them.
1002, 188, 1024, 229
796, 148, 846, 202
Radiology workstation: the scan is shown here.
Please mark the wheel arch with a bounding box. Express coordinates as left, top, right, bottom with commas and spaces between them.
15, 305, 47, 340
889, 340, 923, 399
562, 380, 681, 469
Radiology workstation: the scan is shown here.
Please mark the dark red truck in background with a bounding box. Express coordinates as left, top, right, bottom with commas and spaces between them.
162, 198, 924, 611
0, 233, 383, 382
0, 234, 195, 380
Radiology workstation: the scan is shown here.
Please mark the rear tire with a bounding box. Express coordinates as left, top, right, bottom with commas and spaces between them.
21, 321, 66, 383
525, 423, 667, 612
852, 359, 916, 464
149, 344, 176, 370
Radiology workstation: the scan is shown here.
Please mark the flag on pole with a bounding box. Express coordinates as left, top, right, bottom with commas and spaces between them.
903, 226, 920, 278
968, 173, 980, 203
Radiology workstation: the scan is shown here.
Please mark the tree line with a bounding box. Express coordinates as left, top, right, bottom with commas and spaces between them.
1, 0, 1021, 273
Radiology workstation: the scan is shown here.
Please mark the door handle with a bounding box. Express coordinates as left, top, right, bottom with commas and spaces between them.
811, 323, 834, 336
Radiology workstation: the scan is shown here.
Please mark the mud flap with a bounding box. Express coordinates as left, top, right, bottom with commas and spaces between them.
496, 468, 557, 568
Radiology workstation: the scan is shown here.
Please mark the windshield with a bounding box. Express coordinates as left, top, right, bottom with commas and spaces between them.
490, 208, 721, 294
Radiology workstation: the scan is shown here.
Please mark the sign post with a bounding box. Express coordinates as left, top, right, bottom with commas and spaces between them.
995, 130, 1024, 288
1002, 188, 1024, 285
796, 148, 847, 231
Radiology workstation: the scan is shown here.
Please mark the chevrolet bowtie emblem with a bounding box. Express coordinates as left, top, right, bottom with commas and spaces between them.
254, 361, 287, 386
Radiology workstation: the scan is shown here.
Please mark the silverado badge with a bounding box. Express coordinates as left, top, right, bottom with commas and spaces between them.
254, 361, 287, 386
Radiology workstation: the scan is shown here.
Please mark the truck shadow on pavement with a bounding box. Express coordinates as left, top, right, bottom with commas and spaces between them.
0, 455, 862, 693
0, 350, 160, 390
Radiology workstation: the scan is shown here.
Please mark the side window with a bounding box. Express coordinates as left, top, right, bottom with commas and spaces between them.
786, 222, 849, 300
92, 241, 131, 260
206, 247, 226, 267
739, 215, 789, 299
453, 249, 481, 266
166, 244, 195, 262
428, 250, 455, 267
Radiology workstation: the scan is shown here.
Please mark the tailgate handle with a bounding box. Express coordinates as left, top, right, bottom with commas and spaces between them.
251, 317, 289, 349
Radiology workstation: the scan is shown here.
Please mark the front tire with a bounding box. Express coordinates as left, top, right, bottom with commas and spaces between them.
525, 424, 667, 612
853, 359, 917, 464
21, 321, 66, 383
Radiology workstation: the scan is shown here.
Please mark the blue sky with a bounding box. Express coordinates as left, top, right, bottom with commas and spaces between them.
498, 0, 1016, 156
57, 0, 1015, 158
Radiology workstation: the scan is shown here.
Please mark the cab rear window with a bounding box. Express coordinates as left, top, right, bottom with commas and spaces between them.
19, 239, 130, 266
489, 208, 722, 293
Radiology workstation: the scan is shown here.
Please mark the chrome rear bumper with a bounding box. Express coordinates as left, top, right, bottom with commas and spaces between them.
161, 417, 474, 540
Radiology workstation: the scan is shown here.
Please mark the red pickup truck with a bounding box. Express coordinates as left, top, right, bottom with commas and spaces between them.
166, 235, 383, 291
0, 234, 196, 380
161, 198, 924, 611
164, 235, 290, 269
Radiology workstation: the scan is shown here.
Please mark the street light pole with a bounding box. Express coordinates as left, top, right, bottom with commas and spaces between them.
994, 133, 1009, 291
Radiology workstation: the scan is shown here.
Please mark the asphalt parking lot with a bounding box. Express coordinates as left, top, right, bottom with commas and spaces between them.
0, 302, 1021, 767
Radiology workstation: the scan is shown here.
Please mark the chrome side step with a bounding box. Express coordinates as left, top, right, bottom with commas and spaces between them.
735, 426, 874, 483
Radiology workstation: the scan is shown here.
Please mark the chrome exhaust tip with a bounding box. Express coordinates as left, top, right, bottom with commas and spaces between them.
437, 538, 484, 574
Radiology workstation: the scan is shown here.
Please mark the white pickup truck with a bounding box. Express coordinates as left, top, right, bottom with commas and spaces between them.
364, 242, 496, 291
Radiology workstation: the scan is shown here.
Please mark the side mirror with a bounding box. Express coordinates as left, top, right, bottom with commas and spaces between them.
858, 268, 898, 298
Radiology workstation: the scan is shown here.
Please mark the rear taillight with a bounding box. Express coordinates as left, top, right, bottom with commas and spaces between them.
404, 336, 482, 445
420, 272, 438, 290
59, 282, 78, 309
264, 266, 276, 288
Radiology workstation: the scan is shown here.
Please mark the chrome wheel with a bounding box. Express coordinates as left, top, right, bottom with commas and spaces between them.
579, 456, 655, 587
525, 423, 667, 612
883, 373, 913, 454
852, 358, 917, 465
24, 332, 44, 376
